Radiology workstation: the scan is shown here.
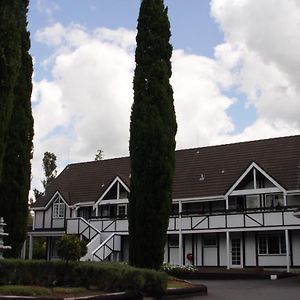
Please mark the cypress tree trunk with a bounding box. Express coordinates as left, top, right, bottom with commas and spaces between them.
0, 0, 23, 180
0, 0, 33, 257
129, 0, 177, 269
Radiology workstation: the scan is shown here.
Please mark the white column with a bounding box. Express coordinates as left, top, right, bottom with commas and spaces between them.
226, 231, 230, 269
21, 240, 26, 259
283, 192, 287, 207
225, 196, 229, 210
32, 211, 35, 231
28, 234, 33, 260
178, 201, 183, 266
285, 229, 290, 272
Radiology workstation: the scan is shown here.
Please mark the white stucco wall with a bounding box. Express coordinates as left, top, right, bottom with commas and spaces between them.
245, 232, 256, 266
291, 230, 300, 266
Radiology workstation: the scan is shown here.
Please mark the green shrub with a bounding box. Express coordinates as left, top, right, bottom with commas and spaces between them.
0, 285, 51, 296
0, 260, 167, 295
57, 235, 87, 262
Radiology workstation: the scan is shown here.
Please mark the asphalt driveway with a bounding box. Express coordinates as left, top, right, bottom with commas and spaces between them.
189, 276, 300, 300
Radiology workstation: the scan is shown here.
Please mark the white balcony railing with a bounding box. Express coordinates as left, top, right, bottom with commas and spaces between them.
81, 207, 300, 234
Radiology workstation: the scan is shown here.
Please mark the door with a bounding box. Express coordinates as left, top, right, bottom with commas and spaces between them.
231, 237, 242, 267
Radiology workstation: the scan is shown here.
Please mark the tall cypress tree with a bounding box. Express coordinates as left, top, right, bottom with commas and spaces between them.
129, 0, 177, 269
0, 0, 34, 257
0, 0, 23, 180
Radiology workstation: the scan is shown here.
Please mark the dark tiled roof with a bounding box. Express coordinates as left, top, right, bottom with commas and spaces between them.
33, 135, 300, 207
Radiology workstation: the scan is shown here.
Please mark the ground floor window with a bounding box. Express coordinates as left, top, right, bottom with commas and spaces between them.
203, 235, 217, 247
258, 235, 286, 255
169, 235, 179, 248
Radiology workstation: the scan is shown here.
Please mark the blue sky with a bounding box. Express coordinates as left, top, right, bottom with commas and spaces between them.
27, 0, 300, 189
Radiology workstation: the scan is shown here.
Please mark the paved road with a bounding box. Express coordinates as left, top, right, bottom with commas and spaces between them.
189, 277, 300, 300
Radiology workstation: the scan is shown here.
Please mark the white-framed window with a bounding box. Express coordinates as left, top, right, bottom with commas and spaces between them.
169, 235, 179, 248
53, 196, 65, 218
258, 235, 286, 255
203, 235, 217, 247
117, 204, 127, 217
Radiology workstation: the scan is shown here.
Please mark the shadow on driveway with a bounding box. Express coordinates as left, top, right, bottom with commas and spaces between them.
189, 276, 300, 300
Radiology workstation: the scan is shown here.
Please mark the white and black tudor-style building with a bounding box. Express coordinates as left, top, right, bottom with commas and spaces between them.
29, 135, 300, 271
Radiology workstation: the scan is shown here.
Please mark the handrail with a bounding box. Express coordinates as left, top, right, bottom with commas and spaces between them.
92, 233, 121, 261
67, 217, 102, 235
92, 233, 118, 256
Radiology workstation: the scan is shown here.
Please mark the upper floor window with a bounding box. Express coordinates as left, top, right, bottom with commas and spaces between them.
53, 196, 65, 218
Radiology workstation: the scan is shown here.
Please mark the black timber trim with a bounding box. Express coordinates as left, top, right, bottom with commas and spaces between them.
191, 234, 196, 266
183, 234, 186, 266
192, 216, 208, 230
255, 232, 258, 267
242, 232, 246, 267
289, 230, 293, 266
217, 232, 220, 267
50, 205, 53, 229
201, 235, 204, 267
42, 211, 45, 228
245, 214, 263, 226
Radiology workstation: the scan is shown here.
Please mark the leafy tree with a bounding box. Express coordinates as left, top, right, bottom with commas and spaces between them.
57, 235, 87, 262
0, 0, 34, 258
42, 151, 57, 189
94, 149, 104, 161
128, 0, 177, 269
33, 152, 58, 198
0, 0, 23, 179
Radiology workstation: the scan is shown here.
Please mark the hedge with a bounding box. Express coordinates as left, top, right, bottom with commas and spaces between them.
0, 260, 167, 295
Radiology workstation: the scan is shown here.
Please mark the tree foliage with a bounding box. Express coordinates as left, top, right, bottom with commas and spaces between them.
0, 0, 34, 258
129, 0, 177, 269
0, 0, 23, 179
94, 149, 104, 161
57, 235, 87, 262
42, 151, 57, 189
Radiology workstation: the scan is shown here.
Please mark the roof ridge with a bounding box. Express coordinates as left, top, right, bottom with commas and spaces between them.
175, 134, 300, 153
65, 134, 300, 167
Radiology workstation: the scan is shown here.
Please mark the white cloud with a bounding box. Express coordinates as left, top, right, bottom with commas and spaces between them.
211, 0, 300, 138
32, 23, 238, 189
36, 0, 60, 22
32, 24, 136, 189
32, 1, 300, 190
171, 50, 235, 148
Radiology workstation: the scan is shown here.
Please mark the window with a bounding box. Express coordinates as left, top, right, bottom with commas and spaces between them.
53, 196, 65, 218
265, 194, 284, 209
258, 235, 286, 255
169, 235, 179, 248
117, 204, 127, 217
203, 235, 217, 247
246, 195, 260, 209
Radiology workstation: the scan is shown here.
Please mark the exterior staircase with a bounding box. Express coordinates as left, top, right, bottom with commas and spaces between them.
66, 217, 121, 261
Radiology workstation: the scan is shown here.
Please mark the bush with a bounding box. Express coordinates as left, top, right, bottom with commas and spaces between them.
57, 235, 87, 262
0, 260, 167, 295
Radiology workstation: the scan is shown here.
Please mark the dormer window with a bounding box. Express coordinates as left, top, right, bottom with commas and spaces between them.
53, 196, 65, 218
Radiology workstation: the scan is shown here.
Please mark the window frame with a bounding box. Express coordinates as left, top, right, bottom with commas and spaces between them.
258, 235, 286, 255
169, 235, 179, 248
52, 196, 65, 219
203, 235, 217, 248
117, 204, 127, 218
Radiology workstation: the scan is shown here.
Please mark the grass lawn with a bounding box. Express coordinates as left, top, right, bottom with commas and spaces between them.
0, 285, 104, 297
167, 279, 197, 289
0, 280, 196, 297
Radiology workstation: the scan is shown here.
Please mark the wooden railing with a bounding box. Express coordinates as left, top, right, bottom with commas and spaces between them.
66, 217, 101, 241
92, 233, 121, 262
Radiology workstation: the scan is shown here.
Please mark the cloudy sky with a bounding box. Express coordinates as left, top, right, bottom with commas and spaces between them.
28, 0, 300, 190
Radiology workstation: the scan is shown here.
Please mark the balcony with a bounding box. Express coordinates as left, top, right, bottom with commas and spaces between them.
168, 206, 300, 232
78, 206, 300, 234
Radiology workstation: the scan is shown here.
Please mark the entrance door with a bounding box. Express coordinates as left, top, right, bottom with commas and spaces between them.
231, 238, 242, 267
